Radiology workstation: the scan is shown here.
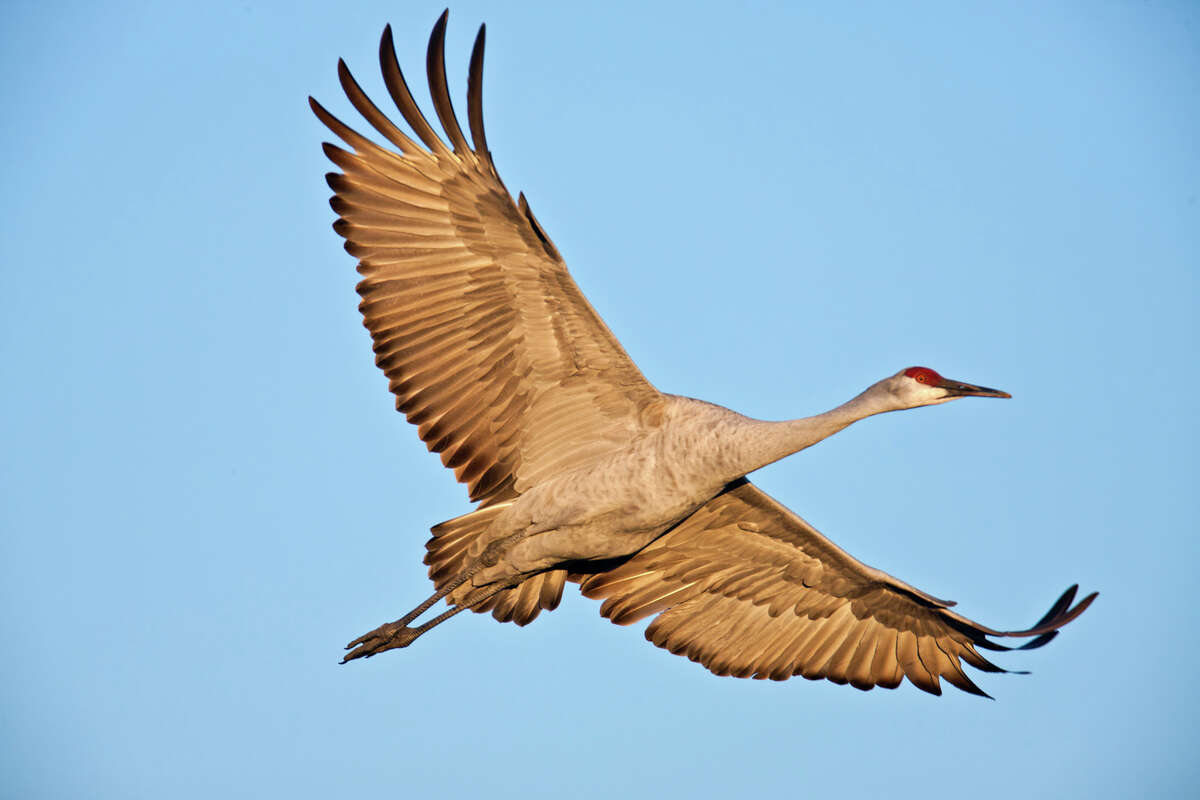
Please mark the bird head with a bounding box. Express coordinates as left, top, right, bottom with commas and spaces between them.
884, 366, 1011, 409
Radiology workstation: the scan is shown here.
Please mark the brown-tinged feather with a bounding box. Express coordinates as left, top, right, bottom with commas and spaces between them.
582, 480, 1094, 695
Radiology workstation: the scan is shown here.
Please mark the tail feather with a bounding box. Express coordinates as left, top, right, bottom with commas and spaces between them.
490, 570, 566, 626
424, 504, 565, 626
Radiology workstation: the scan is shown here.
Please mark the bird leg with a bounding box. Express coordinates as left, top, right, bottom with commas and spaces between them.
340, 535, 524, 663
341, 577, 521, 662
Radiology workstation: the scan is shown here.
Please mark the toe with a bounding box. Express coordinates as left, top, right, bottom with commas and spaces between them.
340, 621, 415, 663
341, 641, 376, 663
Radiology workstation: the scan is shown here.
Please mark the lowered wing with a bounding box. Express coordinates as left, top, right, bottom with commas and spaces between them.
580, 479, 1096, 696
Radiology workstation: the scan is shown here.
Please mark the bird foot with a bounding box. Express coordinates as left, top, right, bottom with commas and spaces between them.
341, 621, 421, 663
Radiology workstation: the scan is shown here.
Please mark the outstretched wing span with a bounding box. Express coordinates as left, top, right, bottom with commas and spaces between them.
580, 479, 1096, 696
311, 12, 662, 506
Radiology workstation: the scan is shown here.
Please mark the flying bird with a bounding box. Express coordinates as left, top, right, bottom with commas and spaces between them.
310, 11, 1095, 697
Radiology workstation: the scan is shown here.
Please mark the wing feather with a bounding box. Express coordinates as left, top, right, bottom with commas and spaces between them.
579, 479, 1097, 696
424, 12, 474, 160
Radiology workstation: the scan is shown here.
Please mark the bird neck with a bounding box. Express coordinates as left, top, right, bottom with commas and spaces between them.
731, 385, 897, 477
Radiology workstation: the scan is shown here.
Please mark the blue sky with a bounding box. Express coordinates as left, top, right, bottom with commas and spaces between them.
2, 1, 1197, 797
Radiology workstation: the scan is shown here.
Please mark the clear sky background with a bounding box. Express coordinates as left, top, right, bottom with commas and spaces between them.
2, 1, 1197, 797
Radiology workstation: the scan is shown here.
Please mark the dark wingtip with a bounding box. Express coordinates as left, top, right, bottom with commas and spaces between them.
981, 584, 1097, 654
429, 12, 449, 54
466, 21, 491, 161
968, 682, 996, 700
425, 5, 471, 155
1016, 631, 1059, 651
1043, 584, 1079, 621
1078, 591, 1099, 611
946, 669, 994, 699
379, 23, 396, 64
1019, 584, 1096, 638
1051, 586, 1097, 629
429, 10, 450, 66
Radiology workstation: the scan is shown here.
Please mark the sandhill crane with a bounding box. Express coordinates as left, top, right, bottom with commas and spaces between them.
311, 11, 1095, 697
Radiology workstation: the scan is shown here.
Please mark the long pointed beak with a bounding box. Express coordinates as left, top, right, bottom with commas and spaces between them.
938, 378, 1011, 399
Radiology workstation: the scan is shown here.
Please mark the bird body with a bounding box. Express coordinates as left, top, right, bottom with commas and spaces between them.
311, 12, 1095, 697
457, 396, 810, 584
434, 374, 999, 601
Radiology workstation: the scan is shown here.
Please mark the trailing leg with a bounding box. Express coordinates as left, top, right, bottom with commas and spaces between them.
341, 530, 528, 662
341, 568, 524, 662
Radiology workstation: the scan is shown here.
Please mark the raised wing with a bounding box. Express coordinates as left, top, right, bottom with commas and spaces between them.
580, 479, 1096, 696
311, 13, 663, 506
